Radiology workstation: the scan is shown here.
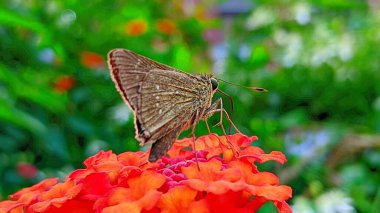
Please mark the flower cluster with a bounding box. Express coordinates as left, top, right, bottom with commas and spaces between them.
125, 19, 148, 36
53, 75, 75, 93
80, 51, 105, 69
156, 19, 177, 35
0, 134, 292, 213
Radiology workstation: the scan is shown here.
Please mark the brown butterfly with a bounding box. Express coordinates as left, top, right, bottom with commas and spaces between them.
108, 49, 246, 162
108, 49, 267, 162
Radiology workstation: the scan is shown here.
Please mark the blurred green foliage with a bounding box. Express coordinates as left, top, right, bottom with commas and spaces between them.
1, 0, 380, 212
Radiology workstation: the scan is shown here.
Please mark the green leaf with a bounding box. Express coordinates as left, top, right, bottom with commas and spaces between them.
42, 127, 69, 161
0, 65, 67, 113
0, 98, 46, 135
0, 9, 51, 43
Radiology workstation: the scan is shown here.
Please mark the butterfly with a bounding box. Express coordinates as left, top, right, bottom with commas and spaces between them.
108, 49, 225, 162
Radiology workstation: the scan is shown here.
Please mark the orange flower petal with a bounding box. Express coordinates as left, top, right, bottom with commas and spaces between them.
167, 138, 194, 158
10, 178, 59, 202
228, 161, 279, 185
229, 133, 258, 148
246, 172, 279, 186
68, 169, 90, 181
182, 159, 222, 180
197, 134, 220, 148
83, 151, 117, 168
273, 200, 293, 213
100, 188, 162, 212
188, 199, 209, 213
157, 185, 199, 213
118, 166, 143, 186
42, 200, 94, 213
0, 201, 24, 213
105, 188, 131, 206
222, 149, 235, 161
196, 134, 237, 160
127, 171, 166, 199
40, 181, 80, 201
200, 191, 252, 212
118, 151, 147, 166
182, 159, 246, 194
70, 151, 122, 183
246, 185, 292, 201
240, 149, 287, 164
78, 172, 112, 200
240, 146, 264, 155
102, 202, 141, 213
204, 180, 245, 194
30, 181, 82, 212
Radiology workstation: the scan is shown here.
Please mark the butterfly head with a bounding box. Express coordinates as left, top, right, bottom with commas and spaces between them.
210, 77, 218, 91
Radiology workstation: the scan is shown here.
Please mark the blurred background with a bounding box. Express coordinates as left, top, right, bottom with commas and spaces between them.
1, 0, 380, 212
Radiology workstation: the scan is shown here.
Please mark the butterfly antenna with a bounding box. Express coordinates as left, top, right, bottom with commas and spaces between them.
217, 78, 268, 92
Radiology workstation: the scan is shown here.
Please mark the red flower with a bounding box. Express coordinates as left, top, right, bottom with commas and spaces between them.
53, 75, 75, 92
80, 51, 105, 69
29, 180, 82, 212
0, 134, 292, 213
156, 19, 177, 35
4, 178, 59, 212
98, 171, 165, 212
17, 162, 38, 179
125, 19, 148, 36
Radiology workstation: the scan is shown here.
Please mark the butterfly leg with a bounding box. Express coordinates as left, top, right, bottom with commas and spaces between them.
191, 109, 202, 170
203, 98, 241, 134
215, 107, 241, 134
203, 98, 240, 156
204, 118, 212, 134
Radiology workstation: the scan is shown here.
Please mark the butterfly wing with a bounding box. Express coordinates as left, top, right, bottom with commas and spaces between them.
108, 49, 180, 112
108, 49, 212, 147
148, 124, 182, 162
138, 69, 211, 145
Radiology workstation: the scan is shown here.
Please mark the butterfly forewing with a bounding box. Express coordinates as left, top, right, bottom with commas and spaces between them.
108, 49, 180, 111
108, 49, 215, 161
138, 69, 210, 144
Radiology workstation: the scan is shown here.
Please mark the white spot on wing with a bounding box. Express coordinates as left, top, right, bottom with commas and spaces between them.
156, 96, 160, 100
156, 85, 160, 90
135, 59, 142, 68
159, 109, 163, 114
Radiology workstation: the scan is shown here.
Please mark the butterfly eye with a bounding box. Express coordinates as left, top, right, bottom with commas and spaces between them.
211, 78, 218, 90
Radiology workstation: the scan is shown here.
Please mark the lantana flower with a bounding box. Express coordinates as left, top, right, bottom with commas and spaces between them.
156, 19, 177, 35
125, 19, 148, 36
0, 133, 292, 213
53, 75, 75, 92
80, 51, 105, 69
17, 162, 39, 179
